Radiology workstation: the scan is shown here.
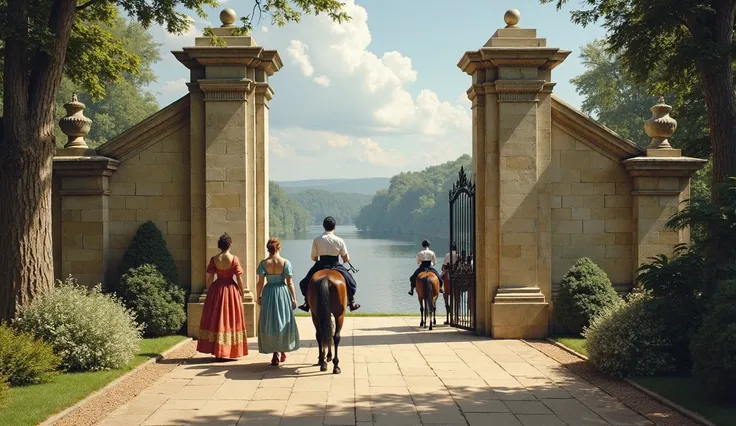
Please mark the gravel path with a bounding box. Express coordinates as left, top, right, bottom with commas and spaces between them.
526, 341, 700, 426
51, 340, 197, 426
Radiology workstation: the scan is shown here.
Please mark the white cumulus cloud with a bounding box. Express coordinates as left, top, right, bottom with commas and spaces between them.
287, 40, 314, 77
314, 75, 331, 86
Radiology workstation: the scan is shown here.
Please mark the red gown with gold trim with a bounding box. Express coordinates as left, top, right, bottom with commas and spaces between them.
196, 256, 248, 359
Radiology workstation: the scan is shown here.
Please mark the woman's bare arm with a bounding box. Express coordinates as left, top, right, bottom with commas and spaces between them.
256, 276, 265, 305
236, 274, 245, 296
286, 276, 298, 308
206, 273, 214, 290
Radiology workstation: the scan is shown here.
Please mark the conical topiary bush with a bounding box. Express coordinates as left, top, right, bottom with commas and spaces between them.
554, 257, 622, 336
119, 221, 179, 286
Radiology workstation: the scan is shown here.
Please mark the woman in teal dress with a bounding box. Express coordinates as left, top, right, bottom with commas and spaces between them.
256, 237, 301, 366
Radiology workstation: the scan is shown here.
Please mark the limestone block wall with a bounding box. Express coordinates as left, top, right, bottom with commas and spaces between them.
550, 125, 634, 293
105, 125, 192, 288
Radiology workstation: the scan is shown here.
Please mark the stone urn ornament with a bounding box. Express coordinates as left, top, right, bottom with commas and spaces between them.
644, 96, 677, 150
58, 93, 92, 149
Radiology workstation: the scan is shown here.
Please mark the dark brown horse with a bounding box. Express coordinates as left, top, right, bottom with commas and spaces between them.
307, 269, 346, 374
441, 266, 473, 325
415, 271, 440, 330
441, 267, 453, 325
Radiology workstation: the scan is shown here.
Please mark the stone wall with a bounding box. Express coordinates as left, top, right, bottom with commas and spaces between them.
104, 125, 191, 288
550, 125, 634, 291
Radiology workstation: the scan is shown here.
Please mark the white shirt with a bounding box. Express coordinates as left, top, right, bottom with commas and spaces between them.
311, 231, 349, 260
416, 249, 436, 265
443, 251, 457, 266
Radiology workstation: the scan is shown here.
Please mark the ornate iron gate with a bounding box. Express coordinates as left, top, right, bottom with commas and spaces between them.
448, 166, 476, 331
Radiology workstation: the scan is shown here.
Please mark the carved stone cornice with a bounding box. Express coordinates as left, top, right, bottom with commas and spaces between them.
254, 83, 274, 105
458, 48, 570, 74
494, 79, 545, 103
173, 48, 283, 76
198, 79, 253, 102
623, 156, 707, 178
53, 155, 119, 181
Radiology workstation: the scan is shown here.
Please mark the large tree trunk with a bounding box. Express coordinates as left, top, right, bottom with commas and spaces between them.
694, 3, 736, 293
0, 0, 77, 320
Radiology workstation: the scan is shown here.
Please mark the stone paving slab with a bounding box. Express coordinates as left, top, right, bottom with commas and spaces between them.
98, 317, 653, 425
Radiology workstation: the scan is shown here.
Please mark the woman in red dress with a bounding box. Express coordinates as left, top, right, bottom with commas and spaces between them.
197, 233, 248, 360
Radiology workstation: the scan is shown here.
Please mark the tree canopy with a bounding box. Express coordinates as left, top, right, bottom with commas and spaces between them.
0, 0, 351, 321
572, 40, 710, 159
289, 189, 373, 225
355, 155, 472, 238
269, 181, 312, 237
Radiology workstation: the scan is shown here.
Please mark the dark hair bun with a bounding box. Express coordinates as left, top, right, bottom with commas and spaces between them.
218, 233, 232, 251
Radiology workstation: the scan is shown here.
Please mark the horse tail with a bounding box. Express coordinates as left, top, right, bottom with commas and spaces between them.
316, 276, 333, 349
423, 275, 433, 312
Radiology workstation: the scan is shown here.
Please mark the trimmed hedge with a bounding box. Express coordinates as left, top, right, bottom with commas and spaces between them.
120, 265, 186, 337
0, 376, 8, 408
585, 293, 675, 377
555, 257, 621, 335
0, 324, 59, 386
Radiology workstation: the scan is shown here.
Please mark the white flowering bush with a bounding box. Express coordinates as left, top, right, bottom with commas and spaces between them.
14, 276, 142, 371
584, 292, 675, 377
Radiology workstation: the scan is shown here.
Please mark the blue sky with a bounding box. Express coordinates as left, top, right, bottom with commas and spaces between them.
146, 0, 607, 181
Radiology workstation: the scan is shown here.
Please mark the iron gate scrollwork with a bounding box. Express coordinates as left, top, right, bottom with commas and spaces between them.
448, 166, 476, 331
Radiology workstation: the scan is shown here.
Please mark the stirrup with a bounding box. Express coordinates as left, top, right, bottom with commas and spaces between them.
298, 303, 310, 312
349, 301, 361, 311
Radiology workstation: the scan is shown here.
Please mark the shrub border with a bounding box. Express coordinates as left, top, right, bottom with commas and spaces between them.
546, 338, 715, 426
39, 337, 192, 426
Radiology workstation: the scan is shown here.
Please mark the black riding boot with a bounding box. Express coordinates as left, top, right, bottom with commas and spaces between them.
408, 280, 415, 296
298, 302, 310, 312
348, 295, 361, 311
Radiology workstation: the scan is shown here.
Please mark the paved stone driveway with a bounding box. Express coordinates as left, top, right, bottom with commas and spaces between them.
100, 317, 652, 425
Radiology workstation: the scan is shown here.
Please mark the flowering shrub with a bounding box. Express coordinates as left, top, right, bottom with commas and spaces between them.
584, 292, 675, 377
555, 257, 622, 335
15, 276, 142, 371
120, 265, 186, 337
0, 324, 59, 385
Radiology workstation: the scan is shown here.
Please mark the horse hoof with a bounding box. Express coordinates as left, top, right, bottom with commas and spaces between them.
333, 366, 341, 374
320, 364, 328, 372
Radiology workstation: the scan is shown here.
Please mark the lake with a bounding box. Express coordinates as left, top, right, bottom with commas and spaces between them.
279, 225, 449, 315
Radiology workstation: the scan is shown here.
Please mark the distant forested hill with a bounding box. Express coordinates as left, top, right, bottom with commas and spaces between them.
289, 190, 373, 225
269, 181, 311, 236
278, 177, 390, 195
355, 155, 472, 238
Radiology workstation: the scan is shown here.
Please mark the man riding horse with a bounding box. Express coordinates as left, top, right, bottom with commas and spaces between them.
408, 240, 443, 296
298, 216, 361, 312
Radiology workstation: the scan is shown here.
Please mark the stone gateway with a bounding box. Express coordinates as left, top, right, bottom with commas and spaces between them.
51, 9, 705, 339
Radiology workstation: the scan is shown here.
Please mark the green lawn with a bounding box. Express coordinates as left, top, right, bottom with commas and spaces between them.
0, 335, 186, 426
632, 376, 736, 426
552, 336, 588, 357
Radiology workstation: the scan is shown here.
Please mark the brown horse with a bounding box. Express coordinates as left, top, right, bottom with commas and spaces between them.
307, 269, 346, 374
415, 271, 440, 330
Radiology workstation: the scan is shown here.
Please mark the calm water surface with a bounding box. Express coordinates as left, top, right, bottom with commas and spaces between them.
279, 225, 449, 315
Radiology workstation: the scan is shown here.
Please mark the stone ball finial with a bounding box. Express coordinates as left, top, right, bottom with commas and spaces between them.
504, 9, 521, 28
220, 8, 236, 27
644, 96, 677, 150
58, 93, 92, 150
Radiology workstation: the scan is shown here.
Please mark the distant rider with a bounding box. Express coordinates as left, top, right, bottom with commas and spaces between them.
408, 240, 444, 296
298, 216, 361, 312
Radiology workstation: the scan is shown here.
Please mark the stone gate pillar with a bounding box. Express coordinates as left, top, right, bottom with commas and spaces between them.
176, 9, 282, 338
458, 9, 570, 338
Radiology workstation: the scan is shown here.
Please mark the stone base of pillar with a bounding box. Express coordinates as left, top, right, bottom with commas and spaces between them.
186, 302, 258, 339
491, 287, 549, 339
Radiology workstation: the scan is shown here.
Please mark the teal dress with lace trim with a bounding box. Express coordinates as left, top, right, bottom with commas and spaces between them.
257, 260, 301, 354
